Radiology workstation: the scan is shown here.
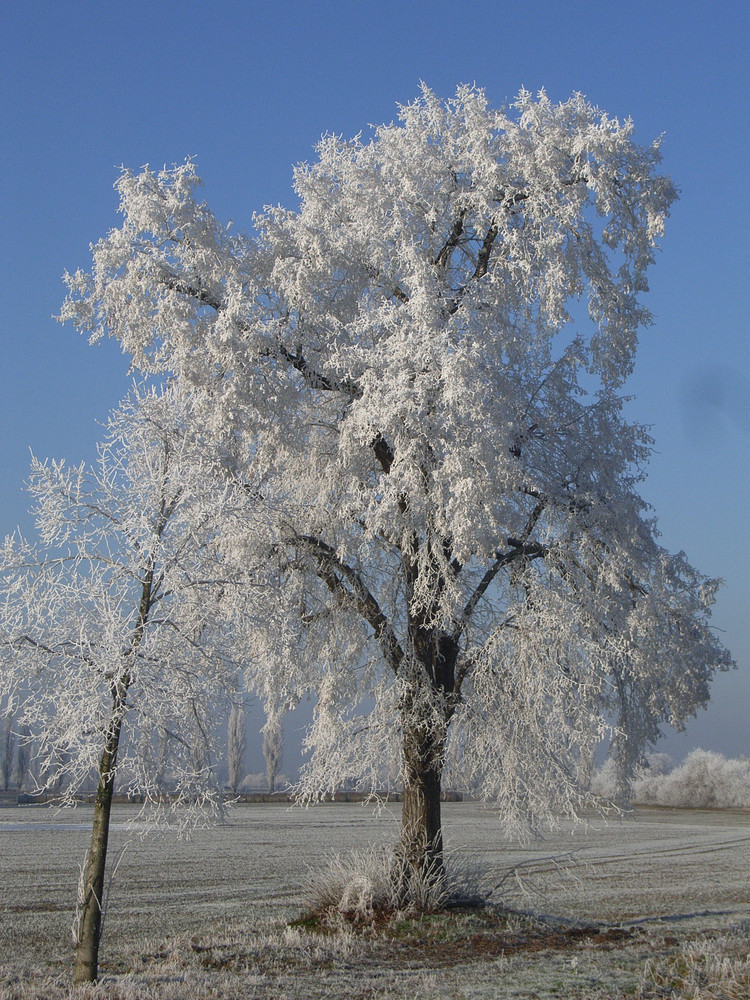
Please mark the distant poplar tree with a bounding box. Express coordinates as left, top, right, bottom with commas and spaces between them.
263, 711, 283, 794
227, 701, 247, 795
1, 713, 16, 791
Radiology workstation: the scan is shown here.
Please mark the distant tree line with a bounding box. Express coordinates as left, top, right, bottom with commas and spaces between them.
0, 698, 286, 798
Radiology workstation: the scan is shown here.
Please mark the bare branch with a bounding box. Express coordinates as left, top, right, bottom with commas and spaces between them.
434, 211, 466, 268
454, 501, 547, 639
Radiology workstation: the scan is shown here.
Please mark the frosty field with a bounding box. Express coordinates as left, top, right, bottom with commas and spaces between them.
1, 802, 749, 999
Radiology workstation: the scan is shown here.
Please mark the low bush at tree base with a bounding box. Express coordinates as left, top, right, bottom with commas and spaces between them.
300, 845, 488, 925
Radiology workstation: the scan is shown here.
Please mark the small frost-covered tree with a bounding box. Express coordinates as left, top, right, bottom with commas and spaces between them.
0, 386, 252, 983
60, 86, 732, 886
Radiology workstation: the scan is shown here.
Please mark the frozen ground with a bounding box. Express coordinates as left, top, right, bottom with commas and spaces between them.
0, 801, 749, 998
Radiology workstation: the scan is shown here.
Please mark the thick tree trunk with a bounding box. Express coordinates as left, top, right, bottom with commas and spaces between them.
395, 627, 456, 897
397, 721, 446, 895
73, 709, 124, 984
401, 760, 444, 869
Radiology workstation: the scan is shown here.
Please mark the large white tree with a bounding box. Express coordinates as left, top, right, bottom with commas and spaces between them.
0, 386, 255, 982
60, 86, 732, 885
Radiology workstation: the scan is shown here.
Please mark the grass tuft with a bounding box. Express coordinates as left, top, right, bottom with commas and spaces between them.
299, 846, 487, 926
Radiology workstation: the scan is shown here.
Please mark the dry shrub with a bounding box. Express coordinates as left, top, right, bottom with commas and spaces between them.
302, 846, 487, 924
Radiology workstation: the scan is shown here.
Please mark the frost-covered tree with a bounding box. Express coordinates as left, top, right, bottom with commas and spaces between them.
14, 723, 31, 790
60, 86, 732, 885
0, 386, 254, 983
262, 709, 283, 794
1, 711, 16, 791
227, 698, 247, 795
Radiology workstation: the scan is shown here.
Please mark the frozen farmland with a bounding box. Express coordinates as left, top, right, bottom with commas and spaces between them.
1, 801, 749, 999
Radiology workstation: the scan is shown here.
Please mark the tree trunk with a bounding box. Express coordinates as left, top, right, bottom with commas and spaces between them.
73, 708, 124, 984
75, 544, 151, 982
397, 721, 446, 894
395, 627, 456, 897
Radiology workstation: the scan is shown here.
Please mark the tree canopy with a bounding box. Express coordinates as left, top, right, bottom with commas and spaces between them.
1, 387, 245, 812
60, 86, 732, 870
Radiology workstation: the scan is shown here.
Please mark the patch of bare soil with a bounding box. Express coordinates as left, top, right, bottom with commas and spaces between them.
291, 903, 640, 970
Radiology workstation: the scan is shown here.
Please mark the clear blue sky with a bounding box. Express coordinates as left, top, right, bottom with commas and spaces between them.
1, 0, 748, 767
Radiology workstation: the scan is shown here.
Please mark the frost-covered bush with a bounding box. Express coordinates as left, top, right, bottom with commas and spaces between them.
238, 772, 290, 793
589, 757, 619, 800
590, 752, 675, 801
640, 751, 676, 778
238, 772, 267, 792
592, 749, 750, 808
636, 749, 750, 809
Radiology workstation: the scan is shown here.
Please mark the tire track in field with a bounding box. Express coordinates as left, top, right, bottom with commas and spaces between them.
579, 832, 750, 869
506, 832, 750, 878
490, 831, 750, 899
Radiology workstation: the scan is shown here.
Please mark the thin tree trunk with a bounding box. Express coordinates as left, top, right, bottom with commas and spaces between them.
74, 563, 154, 982
73, 701, 125, 984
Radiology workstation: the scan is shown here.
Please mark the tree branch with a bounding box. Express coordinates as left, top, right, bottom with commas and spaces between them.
434, 211, 466, 268
446, 222, 499, 315
454, 501, 547, 640
293, 533, 405, 673
371, 434, 394, 474
159, 273, 362, 398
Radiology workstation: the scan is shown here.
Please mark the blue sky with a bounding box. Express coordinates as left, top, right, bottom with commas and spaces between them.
1, 0, 748, 768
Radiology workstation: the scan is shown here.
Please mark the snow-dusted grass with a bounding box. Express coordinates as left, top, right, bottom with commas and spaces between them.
640, 928, 750, 999
1, 801, 749, 998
